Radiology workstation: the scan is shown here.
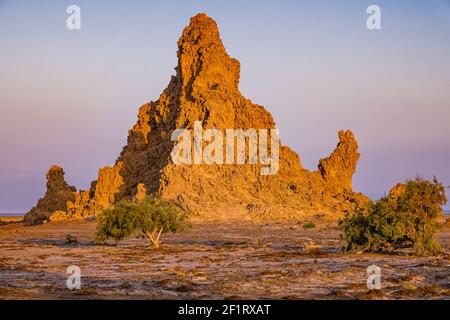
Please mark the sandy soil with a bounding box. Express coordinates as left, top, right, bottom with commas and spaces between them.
0, 220, 449, 300
0, 216, 23, 223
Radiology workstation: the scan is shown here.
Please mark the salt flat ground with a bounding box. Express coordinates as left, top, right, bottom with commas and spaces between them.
0, 221, 449, 299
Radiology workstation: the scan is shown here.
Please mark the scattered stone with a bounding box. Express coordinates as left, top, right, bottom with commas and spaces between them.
356, 289, 385, 300
65, 234, 78, 244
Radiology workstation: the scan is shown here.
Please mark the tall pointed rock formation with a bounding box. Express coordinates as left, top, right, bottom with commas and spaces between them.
24, 166, 76, 225
25, 13, 368, 224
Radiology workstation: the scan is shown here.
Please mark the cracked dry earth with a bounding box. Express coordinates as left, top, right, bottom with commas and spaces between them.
0, 221, 449, 300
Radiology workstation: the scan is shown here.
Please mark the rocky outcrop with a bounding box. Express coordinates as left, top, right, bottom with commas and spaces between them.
387, 183, 407, 202
24, 166, 76, 225
25, 13, 369, 224
318, 130, 359, 192
134, 183, 148, 202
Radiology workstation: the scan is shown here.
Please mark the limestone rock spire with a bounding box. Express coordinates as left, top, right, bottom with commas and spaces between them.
318, 130, 360, 191
24, 166, 76, 225
176, 13, 241, 100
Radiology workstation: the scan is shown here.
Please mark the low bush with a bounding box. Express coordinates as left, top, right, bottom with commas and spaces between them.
341, 177, 447, 255
96, 196, 190, 249
303, 222, 316, 229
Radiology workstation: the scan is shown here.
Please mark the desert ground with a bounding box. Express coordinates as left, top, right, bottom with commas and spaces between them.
0, 219, 449, 300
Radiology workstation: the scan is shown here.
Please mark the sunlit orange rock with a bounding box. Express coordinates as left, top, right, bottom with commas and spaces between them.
25, 13, 368, 224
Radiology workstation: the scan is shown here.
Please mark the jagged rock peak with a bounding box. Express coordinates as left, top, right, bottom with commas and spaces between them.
23, 165, 76, 225
318, 130, 360, 191
46, 165, 75, 193
24, 14, 368, 224
176, 13, 241, 98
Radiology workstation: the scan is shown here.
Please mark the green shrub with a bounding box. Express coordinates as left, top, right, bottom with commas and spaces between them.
96, 196, 190, 249
303, 222, 316, 229
341, 177, 447, 255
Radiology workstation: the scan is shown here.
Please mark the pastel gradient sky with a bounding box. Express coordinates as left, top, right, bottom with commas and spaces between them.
1, 0, 450, 213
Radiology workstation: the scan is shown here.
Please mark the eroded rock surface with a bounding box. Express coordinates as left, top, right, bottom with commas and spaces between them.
25, 13, 368, 224
24, 166, 76, 225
